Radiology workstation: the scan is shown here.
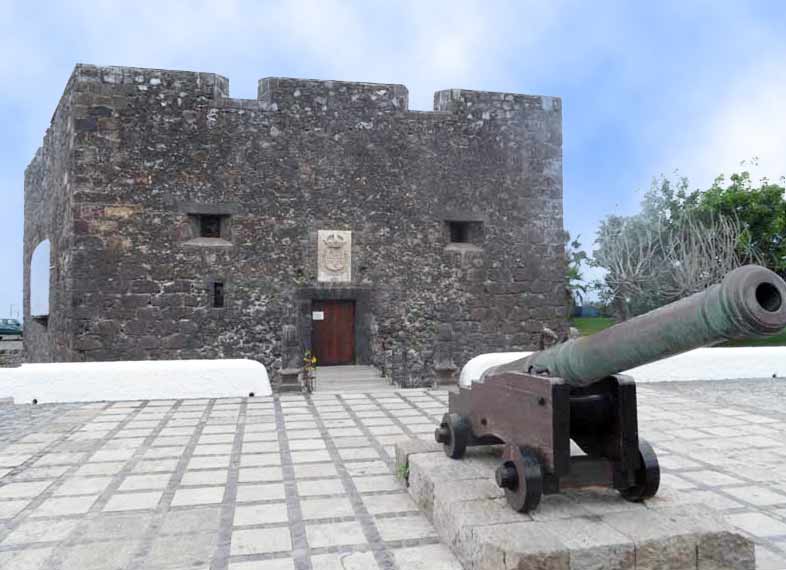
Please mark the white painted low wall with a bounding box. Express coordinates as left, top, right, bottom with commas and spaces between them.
459, 347, 786, 388
0, 359, 271, 404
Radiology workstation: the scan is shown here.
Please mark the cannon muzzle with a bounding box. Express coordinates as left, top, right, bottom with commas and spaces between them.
484, 264, 786, 387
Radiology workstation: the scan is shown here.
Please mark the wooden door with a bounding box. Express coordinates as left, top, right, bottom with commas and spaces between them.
312, 301, 355, 365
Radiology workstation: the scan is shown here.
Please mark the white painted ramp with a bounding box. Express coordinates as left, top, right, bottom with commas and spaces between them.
0, 359, 271, 404
460, 347, 786, 387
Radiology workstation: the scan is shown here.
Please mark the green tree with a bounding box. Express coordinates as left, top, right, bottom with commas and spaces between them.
692, 172, 786, 273
565, 232, 588, 314
592, 169, 780, 320
591, 214, 661, 320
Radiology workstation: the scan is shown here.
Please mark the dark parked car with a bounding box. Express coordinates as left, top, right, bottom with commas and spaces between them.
0, 318, 22, 338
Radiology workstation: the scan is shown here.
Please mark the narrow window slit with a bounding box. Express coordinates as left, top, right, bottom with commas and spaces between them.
213, 282, 224, 308
200, 215, 223, 238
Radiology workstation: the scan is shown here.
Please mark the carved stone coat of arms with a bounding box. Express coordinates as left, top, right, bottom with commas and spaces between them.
317, 230, 352, 282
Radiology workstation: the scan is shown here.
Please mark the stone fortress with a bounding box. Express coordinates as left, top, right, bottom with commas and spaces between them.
23, 64, 566, 383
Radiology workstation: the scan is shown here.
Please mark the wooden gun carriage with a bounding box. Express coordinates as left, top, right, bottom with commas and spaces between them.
436, 265, 786, 512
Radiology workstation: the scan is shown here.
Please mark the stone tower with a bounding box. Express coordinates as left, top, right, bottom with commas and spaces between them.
24, 65, 567, 379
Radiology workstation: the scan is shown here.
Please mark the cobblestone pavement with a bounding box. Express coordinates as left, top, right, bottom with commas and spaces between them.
0, 381, 785, 569
638, 380, 786, 570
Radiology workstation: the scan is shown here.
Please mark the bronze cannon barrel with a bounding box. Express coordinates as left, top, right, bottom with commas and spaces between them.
484, 265, 786, 387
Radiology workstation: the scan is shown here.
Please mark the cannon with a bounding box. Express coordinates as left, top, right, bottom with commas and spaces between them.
435, 265, 786, 512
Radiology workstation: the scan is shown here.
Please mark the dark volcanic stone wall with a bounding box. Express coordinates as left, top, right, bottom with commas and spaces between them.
23, 72, 82, 362
24, 64, 567, 375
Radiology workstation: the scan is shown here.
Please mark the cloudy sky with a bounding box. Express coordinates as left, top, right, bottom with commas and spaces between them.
1, 0, 785, 316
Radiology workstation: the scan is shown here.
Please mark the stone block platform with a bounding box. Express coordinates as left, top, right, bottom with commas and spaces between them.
396, 440, 755, 569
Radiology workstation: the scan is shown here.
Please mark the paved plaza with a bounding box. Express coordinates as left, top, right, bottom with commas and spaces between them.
0, 380, 786, 569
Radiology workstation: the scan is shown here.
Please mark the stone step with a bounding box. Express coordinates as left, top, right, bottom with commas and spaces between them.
317, 374, 384, 380
317, 366, 379, 373
316, 368, 384, 378
317, 382, 388, 388
308, 365, 397, 393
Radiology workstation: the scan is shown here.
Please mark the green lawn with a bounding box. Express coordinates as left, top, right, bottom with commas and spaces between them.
570, 317, 615, 336
570, 316, 786, 347
719, 328, 786, 347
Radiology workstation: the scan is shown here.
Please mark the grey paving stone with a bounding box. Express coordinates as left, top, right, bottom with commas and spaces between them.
187, 455, 231, 469
297, 478, 345, 497
722, 485, 786, 506
0, 480, 54, 499
235, 483, 286, 502
345, 459, 391, 477
233, 501, 289, 525
288, 439, 327, 451
305, 520, 367, 548
0, 499, 30, 518
142, 446, 183, 458
171, 485, 226, 506
339, 447, 380, 461
1, 517, 80, 545
33, 494, 98, 516
53, 475, 113, 496
193, 443, 234, 455
180, 469, 229, 485
238, 466, 283, 483
0, 546, 54, 570
293, 462, 339, 479
229, 526, 292, 556
311, 551, 380, 569
239, 453, 281, 467
159, 506, 221, 535
75, 461, 126, 476
290, 449, 332, 463
146, 531, 217, 568
82, 512, 152, 540
352, 474, 403, 493
391, 544, 463, 570
242, 441, 280, 453
132, 458, 178, 473
58, 540, 139, 570
361, 492, 418, 515
726, 511, 786, 537
300, 496, 355, 519
375, 513, 437, 541
118, 473, 172, 491
104, 490, 162, 511
755, 545, 786, 570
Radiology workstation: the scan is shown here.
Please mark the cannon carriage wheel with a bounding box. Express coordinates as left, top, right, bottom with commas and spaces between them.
619, 439, 660, 502
495, 444, 543, 512
435, 413, 471, 459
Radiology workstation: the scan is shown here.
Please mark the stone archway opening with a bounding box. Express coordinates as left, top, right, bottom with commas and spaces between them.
30, 239, 51, 321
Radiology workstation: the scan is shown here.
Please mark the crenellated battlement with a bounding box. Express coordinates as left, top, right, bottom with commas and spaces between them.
434, 88, 561, 119
55, 64, 558, 121
70, 64, 229, 98
259, 77, 409, 113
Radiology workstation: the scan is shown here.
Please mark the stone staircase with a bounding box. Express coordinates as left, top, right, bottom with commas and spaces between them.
314, 365, 395, 393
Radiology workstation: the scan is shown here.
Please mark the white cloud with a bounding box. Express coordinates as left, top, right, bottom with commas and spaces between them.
54, 0, 565, 108
653, 54, 786, 189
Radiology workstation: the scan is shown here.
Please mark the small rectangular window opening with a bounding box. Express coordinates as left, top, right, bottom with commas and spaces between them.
200, 215, 223, 238
449, 221, 470, 243
213, 282, 225, 308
